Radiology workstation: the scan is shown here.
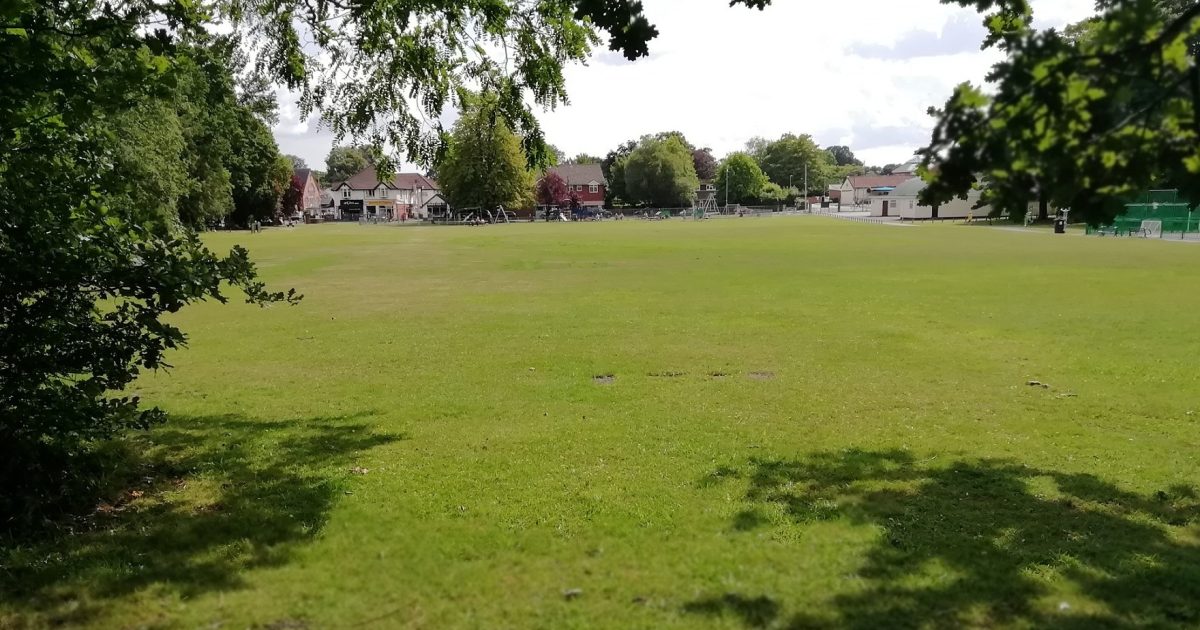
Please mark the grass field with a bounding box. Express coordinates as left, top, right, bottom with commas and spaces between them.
4, 218, 1200, 629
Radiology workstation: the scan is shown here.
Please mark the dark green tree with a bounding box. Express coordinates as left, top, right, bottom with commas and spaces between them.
623, 135, 700, 207
920, 0, 1200, 225
438, 95, 535, 212
716, 153, 770, 205
227, 109, 293, 226
753, 133, 838, 194
324, 146, 372, 185
826, 145, 863, 167
603, 139, 639, 205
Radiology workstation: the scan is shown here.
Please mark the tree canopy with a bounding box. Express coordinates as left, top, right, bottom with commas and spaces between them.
826, 145, 863, 167
693, 148, 719, 181
716, 153, 770, 205
602, 139, 640, 205
622, 135, 700, 207
920, 0, 1200, 224
564, 153, 603, 165
6, 0, 759, 520
749, 133, 837, 195
437, 95, 535, 212
324, 146, 373, 185
536, 171, 570, 209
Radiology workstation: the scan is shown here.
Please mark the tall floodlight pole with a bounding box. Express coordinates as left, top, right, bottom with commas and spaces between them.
725, 166, 730, 209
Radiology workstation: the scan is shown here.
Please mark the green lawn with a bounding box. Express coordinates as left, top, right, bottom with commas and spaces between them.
4, 218, 1200, 629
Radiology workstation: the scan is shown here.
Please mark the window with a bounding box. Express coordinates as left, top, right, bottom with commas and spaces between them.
377, 187, 388, 198
341, 188, 351, 198
889, 200, 897, 208
589, 184, 598, 193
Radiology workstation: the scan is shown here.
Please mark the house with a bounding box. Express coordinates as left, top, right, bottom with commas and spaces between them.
869, 177, 982, 219
891, 156, 921, 175
544, 163, 606, 210
874, 177, 1048, 219
828, 173, 913, 206
292, 169, 323, 216
327, 167, 442, 220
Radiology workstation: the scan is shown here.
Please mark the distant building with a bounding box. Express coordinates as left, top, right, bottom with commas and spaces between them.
543, 163, 606, 210
292, 169, 323, 217
326, 167, 442, 220
890, 156, 921, 176
828, 174, 913, 206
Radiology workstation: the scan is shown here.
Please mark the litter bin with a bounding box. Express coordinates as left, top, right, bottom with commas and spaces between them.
1054, 218, 1066, 234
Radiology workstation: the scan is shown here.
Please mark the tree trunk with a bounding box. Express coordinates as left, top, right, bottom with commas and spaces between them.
1038, 198, 1049, 222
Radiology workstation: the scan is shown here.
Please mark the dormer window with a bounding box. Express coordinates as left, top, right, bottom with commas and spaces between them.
342, 188, 351, 198
376, 187, 388, 198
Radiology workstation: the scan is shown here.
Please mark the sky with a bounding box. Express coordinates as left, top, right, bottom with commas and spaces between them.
272, 0, 1097, 172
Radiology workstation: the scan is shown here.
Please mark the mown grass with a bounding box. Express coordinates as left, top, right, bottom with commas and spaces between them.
3, 218, 1199, 629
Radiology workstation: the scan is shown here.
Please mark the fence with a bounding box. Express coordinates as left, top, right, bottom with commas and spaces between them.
1086, 190, 1198, 237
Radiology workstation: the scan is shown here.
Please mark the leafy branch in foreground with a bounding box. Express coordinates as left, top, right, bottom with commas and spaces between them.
2, 0, 768, 525
920, 0, 1200, 224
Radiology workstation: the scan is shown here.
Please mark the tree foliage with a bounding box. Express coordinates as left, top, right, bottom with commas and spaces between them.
2, 0, 770, 522
324, 146, 372, 185
693, 148, 719, 180
602, 139, 639, 205
0, 1, 300, 522
235, 0, 769, 170
622, 135, 700, 207
228, 110, 293, 226
716, 153, 770, 205
438, 95, 535, 212
536, 171, 570, 208
564, 153, 603, 165
826, 145, 863, 167
750, 133, 838, 194
284, 154, 308, 169
920, 0, 1200, 224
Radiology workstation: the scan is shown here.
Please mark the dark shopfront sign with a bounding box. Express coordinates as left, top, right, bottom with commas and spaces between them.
339, 199, 364, 215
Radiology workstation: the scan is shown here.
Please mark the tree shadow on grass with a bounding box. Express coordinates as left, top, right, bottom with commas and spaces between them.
0, 411, 401, 626
688, 449, 1200, 629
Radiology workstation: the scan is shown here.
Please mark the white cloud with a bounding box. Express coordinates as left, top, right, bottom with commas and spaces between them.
272, 0, 1097, 170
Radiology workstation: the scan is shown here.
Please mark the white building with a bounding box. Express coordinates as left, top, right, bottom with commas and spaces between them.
326, 167, 445, 220
870, 177, 985, 219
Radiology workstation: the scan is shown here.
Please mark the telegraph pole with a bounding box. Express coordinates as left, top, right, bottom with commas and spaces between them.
725, 166, 730, 209
804, 163, 808, 209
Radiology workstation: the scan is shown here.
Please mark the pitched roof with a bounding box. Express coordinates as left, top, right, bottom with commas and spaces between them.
294, 168, 319, 188
546, 163, 605, 186
892, 156, 922, 174
847, 174, 912, 190
334, 167, 439, 191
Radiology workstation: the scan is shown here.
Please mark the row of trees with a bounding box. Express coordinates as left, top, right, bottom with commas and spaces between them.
108, 37, 295, 229
596, 131, 886, 208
